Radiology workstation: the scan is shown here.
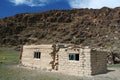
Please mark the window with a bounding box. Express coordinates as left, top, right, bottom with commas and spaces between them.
34, 52, 41, 59
69, 53, 79, 61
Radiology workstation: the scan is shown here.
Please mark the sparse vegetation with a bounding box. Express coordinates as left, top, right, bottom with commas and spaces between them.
0, 47, 19, 64
108, 64, 120, 68
0, 64, 88, 80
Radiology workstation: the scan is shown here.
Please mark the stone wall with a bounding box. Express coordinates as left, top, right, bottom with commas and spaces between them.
21, 45, 53, 70
21, 44, 107, 76
58, 47, 92, 76
58, 47, 107, 76
91, 50, 107, 75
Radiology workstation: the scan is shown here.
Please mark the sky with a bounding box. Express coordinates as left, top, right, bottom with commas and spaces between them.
0, 0, 120, 18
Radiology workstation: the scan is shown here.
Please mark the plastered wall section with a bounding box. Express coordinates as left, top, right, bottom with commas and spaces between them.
58, 47, 92, 76
21, 45, 53, 70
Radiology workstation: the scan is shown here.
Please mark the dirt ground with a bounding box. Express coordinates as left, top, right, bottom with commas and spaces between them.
91, 67, 120, 80
1, 64, 120, 80
57, 67, 120, 80
19, 66, 120, 80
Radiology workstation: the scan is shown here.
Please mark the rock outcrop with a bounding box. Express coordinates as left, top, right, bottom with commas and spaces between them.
0, 7, 120, 53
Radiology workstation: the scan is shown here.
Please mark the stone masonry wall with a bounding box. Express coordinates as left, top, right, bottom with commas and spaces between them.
21, 45, 53, 70
91, 50, 107, 75
58, 47, 92, 76
58, 47, 107, 76
21, 44, 107, 76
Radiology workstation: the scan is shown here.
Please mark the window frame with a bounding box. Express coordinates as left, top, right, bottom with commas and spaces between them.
68, 53, 79, 61
34, 51, 41, 59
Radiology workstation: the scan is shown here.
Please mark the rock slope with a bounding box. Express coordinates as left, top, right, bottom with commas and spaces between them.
0, 7, 120, 52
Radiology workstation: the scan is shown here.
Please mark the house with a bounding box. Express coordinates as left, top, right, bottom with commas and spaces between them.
20, 44, 107, 76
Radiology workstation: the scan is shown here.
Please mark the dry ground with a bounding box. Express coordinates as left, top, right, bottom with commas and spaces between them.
91, 67, 120, 80
12, 65, 120, 80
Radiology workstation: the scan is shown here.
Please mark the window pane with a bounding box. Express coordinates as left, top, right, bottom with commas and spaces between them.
69, 54, 74, 60
38, 52, 41, 58
36, 52, 39, 58
39, 52, 41, 58
75, 54, 79, 61
34, 52, 41, 59
68, 53, 79, 61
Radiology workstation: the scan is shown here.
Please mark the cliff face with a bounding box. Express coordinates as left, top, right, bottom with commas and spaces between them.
0, 7, 120, 52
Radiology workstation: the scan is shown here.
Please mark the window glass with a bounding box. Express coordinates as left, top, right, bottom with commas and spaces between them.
34, 52, 41, 59
75, 54, 79, 61
69, 53, 79, 61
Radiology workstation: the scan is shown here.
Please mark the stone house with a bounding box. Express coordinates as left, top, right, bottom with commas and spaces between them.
20, 44, 107, 76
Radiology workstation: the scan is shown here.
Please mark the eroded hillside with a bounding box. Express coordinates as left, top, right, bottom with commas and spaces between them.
0, 7, 120, 52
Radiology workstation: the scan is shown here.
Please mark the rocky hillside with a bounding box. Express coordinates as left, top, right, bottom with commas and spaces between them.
0, 7, 120, 52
